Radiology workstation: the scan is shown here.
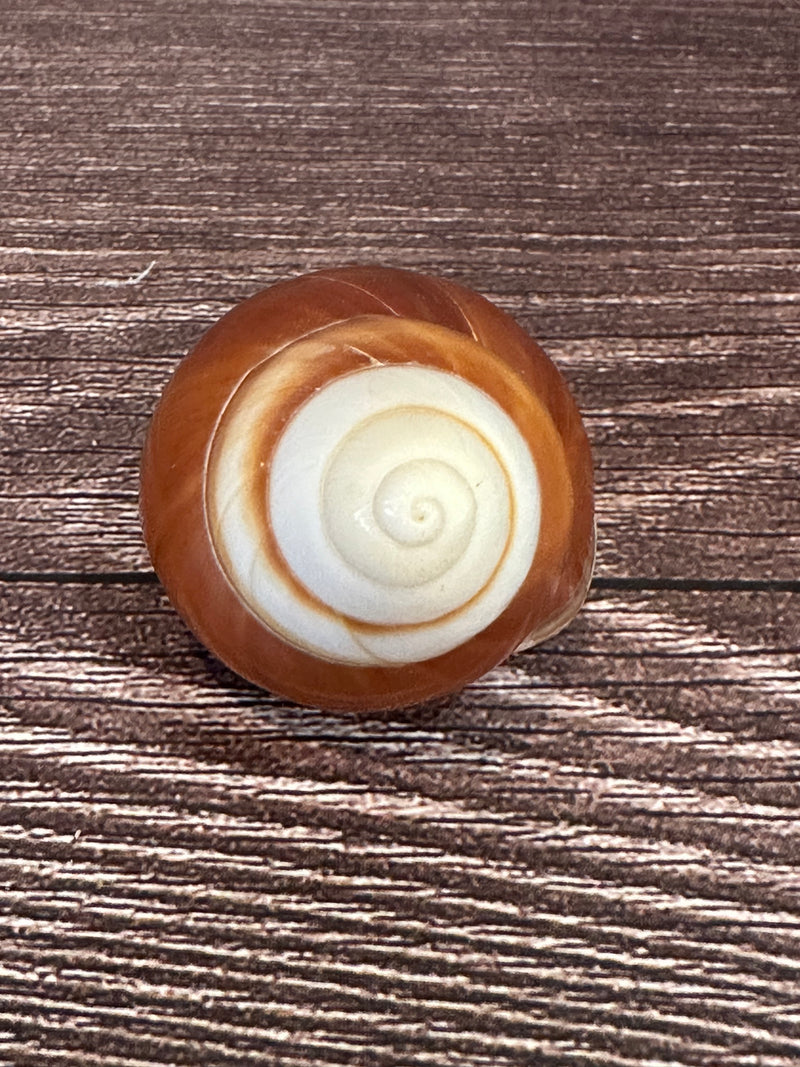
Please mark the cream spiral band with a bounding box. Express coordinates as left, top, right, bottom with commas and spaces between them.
208, 363, 541, 666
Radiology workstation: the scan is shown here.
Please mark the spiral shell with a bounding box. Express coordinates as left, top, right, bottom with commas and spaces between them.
140, 267, 594, 710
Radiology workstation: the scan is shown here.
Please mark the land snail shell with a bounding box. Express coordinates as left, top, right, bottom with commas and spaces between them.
140, 267, 594, 711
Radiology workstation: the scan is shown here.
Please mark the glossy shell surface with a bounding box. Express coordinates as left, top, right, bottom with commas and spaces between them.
140, 267, 594, 710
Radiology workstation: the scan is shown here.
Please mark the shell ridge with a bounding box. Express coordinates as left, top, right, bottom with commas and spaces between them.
315, 273, 402, 318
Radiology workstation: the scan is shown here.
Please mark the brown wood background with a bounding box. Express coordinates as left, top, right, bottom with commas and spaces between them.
1, 1, 799, 1064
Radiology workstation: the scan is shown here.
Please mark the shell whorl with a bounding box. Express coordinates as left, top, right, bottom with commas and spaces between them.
140, 267, 594, 710
206, 325, 542, 666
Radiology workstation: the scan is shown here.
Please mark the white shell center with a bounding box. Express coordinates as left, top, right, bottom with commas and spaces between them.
210, 363, 541, 666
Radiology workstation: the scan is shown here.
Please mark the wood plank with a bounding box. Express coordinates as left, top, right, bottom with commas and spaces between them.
3, 580, 799, 817
1, 580, 799, 1065
2, 313, 798, 578
2, 0, 797, 581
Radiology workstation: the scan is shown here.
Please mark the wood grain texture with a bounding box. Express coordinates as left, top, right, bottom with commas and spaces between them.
1, 0, 799, 1063
2, 580, 799, 1066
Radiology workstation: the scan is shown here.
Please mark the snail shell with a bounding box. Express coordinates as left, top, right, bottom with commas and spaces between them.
140, 267, 594, 710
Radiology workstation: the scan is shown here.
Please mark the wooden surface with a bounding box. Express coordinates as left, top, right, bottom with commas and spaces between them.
1, 1, 799, 1064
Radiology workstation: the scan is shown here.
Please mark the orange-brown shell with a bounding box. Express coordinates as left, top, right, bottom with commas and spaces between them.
139, 266, 594, 710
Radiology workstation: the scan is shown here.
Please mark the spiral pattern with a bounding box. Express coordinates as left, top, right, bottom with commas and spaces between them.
207, 355, 540, 665
141, 266, 594, 710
